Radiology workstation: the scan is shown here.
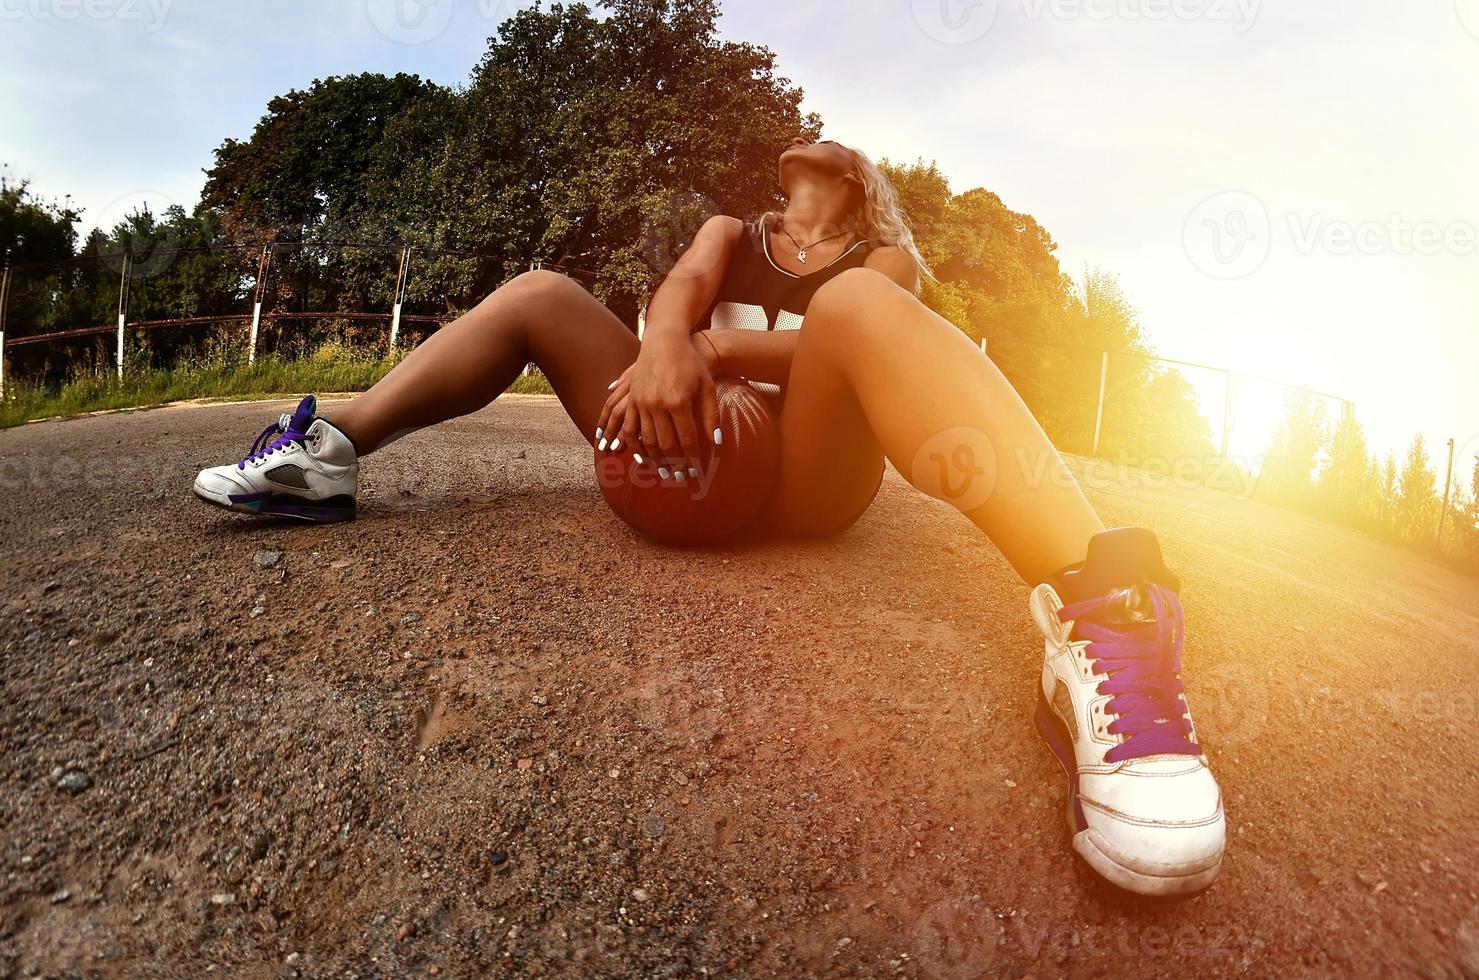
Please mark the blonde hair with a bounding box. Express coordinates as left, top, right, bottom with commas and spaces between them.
846, 145, 935, 290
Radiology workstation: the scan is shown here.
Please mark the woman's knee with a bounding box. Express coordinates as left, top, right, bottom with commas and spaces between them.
500, 268, 589, 309
803, 268, 905, 343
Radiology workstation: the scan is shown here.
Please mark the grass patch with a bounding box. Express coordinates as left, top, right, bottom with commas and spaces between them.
1, 342, 554, 428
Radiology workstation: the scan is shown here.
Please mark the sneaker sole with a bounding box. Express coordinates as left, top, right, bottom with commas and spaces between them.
193, 484, 356, 524
1033, 694, 1220, 897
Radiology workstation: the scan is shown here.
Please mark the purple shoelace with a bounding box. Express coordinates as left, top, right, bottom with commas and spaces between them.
1058, 584, 1202, 763
238, 412, 305, 470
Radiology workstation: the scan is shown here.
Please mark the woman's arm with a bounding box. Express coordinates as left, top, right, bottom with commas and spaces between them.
695, 246, 920, 384
643, 215, 744, 346
598, 215, 743, 465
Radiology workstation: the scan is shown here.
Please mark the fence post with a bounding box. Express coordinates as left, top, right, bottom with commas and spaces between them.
115, 254, 132, 380
1090, 350, 1109, 456
1437, 436, 1456, 547
1219, 370, 1237, 457
0, 264, 10, 399
248, 244, 271, 364
388, 247, 412, 352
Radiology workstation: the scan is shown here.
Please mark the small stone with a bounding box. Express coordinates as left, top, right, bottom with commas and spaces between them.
51, 889, 71, 904
57, 770, 92, 794
531, 694, 549, 706
43, 581, 60, 593
631, 887, 650, 903
397, 922, 416, 941
254, 551, 282, 569
285, 953, 300, 965
516, 758, 533, 771
490, 849, 508, 866
671, 771, 689, 786
428, 966, 441, 976
250, 607, 266, 619
642, 819, 666, 839
209, 893, 235, 906
835, 937, 853, 949
514, 449, 527, 460
402, 612, 422, 625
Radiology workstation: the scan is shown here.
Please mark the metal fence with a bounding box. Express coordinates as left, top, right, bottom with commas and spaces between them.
0, 242, 598, 396
2, 240, 1471, 546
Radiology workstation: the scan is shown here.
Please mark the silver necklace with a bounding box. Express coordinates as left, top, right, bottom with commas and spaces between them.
777, 220, 851, 264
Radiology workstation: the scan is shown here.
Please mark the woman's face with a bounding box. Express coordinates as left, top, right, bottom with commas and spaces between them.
778, 137, 858, 193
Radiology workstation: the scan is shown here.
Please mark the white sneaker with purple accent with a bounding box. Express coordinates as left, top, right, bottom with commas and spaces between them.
193, 395, 359, 523
1032, 527, 1225, 895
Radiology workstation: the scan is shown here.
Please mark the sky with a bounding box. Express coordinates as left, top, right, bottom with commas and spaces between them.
2, 0, 1477, 469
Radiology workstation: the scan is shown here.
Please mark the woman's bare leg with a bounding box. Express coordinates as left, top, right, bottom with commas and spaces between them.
765, 267, 1104, 584
329, 270, 639, 453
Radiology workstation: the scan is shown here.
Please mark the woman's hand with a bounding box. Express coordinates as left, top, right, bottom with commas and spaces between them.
595, 333, 720, 475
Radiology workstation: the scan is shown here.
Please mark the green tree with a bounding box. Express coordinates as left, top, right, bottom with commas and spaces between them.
1, 175, 79, 266
1395, 434, 1439, 543
1316, 402, 1369, 522
1258, 391, 1329, 509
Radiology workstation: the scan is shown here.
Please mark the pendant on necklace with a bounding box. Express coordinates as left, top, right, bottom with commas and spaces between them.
796, 249, 807, 264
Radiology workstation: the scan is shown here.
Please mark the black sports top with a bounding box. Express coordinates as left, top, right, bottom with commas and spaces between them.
698, 215, 874, 401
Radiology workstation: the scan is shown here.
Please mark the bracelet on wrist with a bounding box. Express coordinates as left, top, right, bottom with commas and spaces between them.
697, 331, 722, 372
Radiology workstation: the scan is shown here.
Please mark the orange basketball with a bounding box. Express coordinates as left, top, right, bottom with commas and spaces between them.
595, 377, 781, 545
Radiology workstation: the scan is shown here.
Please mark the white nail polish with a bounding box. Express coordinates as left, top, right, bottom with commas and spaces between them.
607, 379, 619, 391
687, 467, 699, 478
674, 470, 686, 483
658, 467, 671, 479
610, 437, 621, 451
713, 428, 723, 446
596, 427, 604, 441
633, 453, 644, 465
598, 438, 608, 451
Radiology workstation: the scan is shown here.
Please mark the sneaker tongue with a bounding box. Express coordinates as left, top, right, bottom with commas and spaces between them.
287, 395, 318, 435
1053, 527, 1180, 606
